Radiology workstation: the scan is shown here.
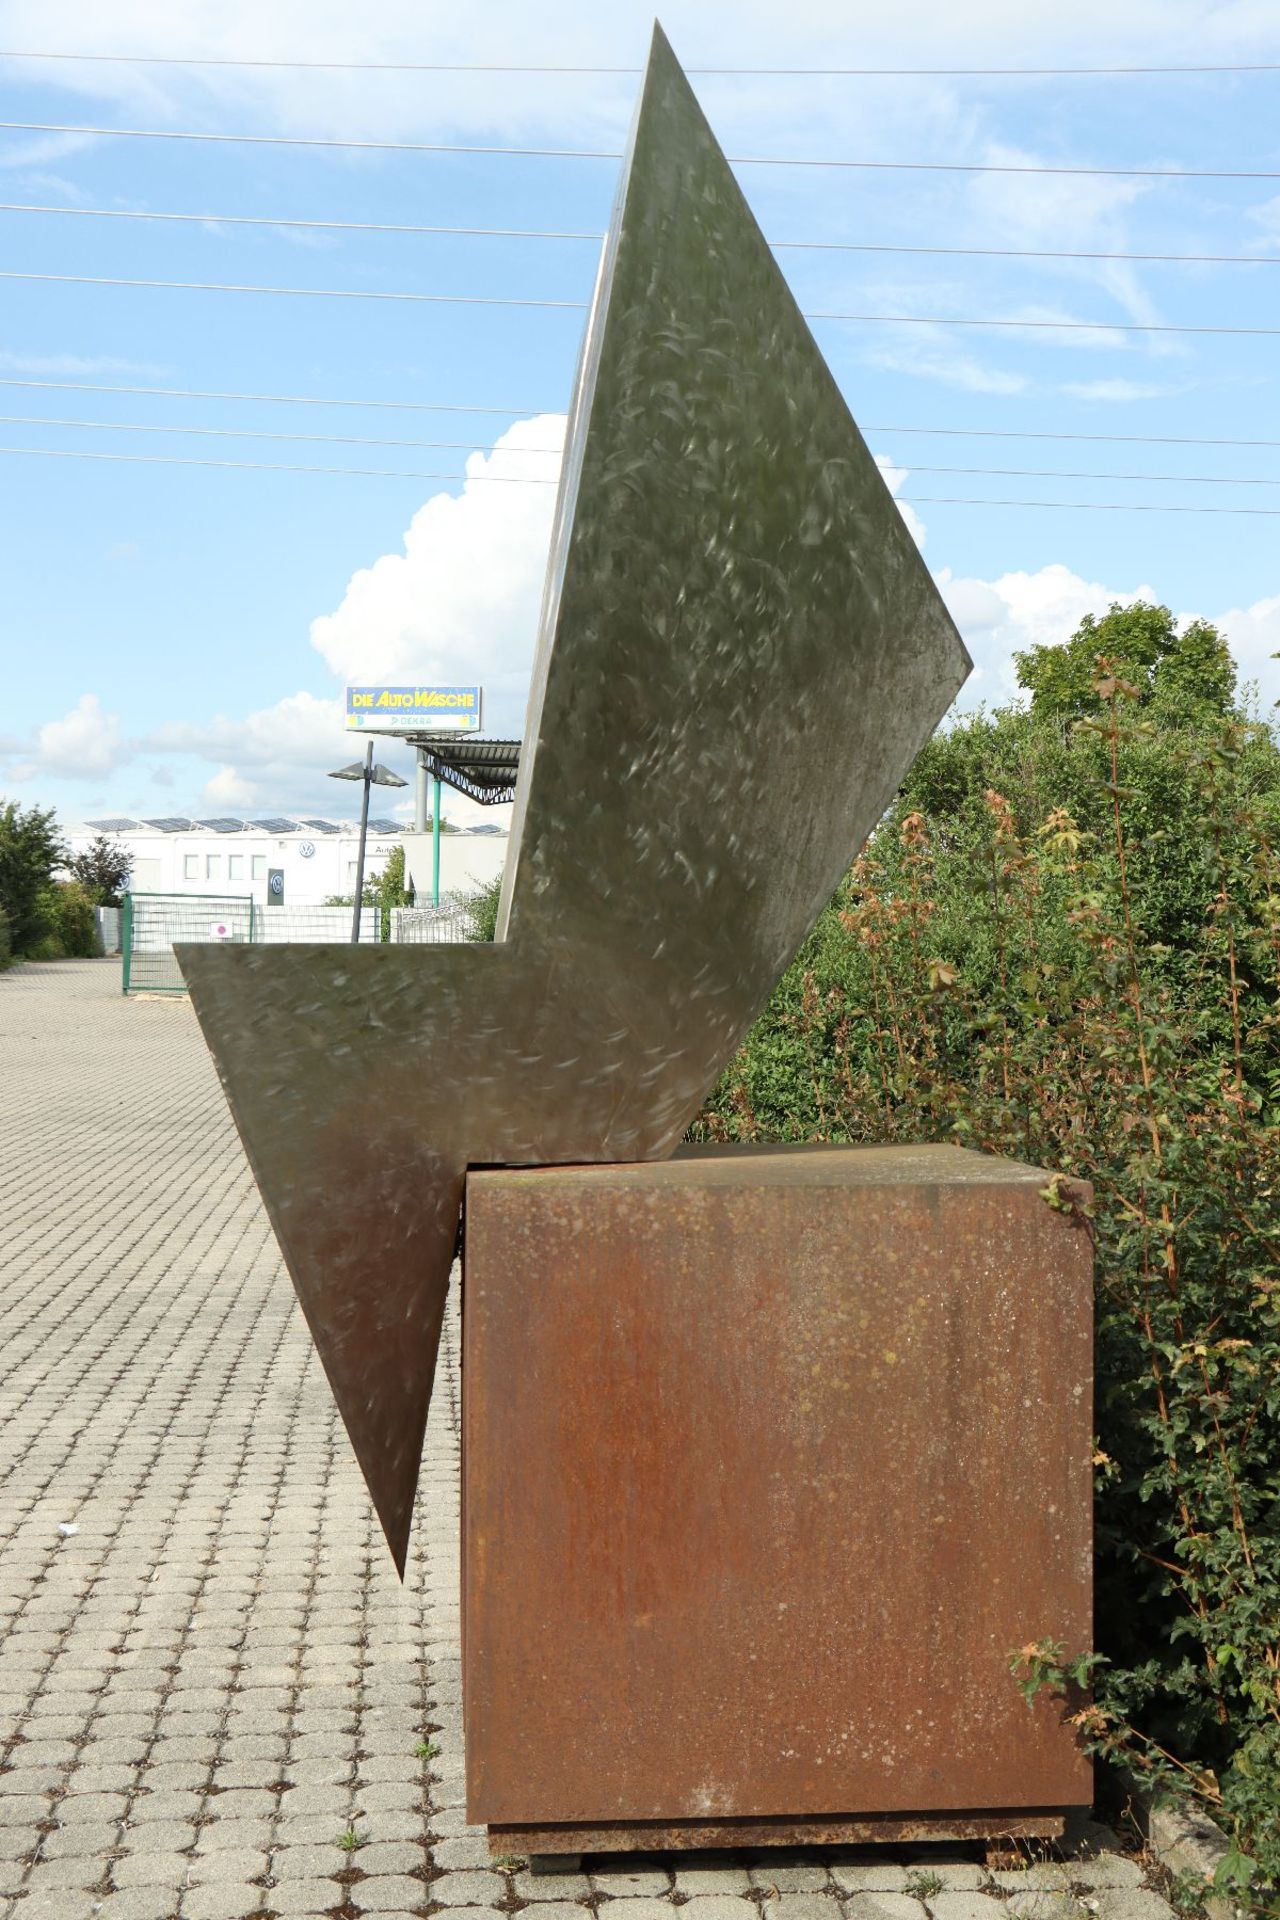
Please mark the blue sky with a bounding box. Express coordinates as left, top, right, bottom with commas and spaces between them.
1, 0, 1278, 830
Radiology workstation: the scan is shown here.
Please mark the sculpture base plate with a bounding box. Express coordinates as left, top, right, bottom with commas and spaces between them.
489, 1810, 1067, 1859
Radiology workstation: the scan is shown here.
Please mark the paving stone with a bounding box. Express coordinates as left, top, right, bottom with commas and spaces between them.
671, 1863, 752, 1896
355, 1844, 428, 1878
349, 1876, 430, 1912
96, 1890, 186, 1920
23, 1857, 108, 1893
430, 1868, 508, 1904
514, 1872, 593, 1903
120, 1824, 198, 1857
994, 1867, 1071, 1893
671, 1896, 752, 1912
750, 1866, 831, 1893
112, 1854, 192, 1891
179, 1885, 268, 1920
266, 1881, 346, 1916
190, 1821, 273, 1856
903, 1862, 989, 1891
590, 1866, 672, 1896
41, 1821, 121, 1858
272, 1846, 346, 1881
842, 1900, 926, 1920
1088, 1895, 1174, 1920
494, 1906, 583, 1920
0, 1826, 39, 1861
1003, 1895, 1089, 1920
928, 1898, 1006, 1920
431, 1837, 491, 1871
12, 1892, 105, 1920
185, 1853, 268, 1888
1066, 1858, 1147, 1891
756, 1896, 835, 1920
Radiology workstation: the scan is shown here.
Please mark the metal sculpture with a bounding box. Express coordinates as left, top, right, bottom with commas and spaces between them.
178, 23, 971, 1574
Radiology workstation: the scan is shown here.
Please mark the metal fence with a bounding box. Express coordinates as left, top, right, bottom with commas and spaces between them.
122, 893, 476, 994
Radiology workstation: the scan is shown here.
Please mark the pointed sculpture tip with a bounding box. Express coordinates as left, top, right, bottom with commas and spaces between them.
647, 19, 679, 69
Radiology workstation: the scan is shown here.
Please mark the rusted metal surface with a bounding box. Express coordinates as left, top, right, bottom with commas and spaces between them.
176, 23, 969, 1571
463, 1143, 1093, 1828
490, 1813, 1068, 1857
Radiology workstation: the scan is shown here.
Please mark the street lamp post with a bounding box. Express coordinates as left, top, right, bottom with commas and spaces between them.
328, 745, 408, 945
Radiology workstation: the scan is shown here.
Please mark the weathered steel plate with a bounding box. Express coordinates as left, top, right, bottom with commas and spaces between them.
489, 1813, 1067, 1856
177, 26, 970, 1571
463, 1144, 1093, 1824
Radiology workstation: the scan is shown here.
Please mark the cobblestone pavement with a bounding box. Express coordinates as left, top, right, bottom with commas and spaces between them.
1, 963, 1180, 1920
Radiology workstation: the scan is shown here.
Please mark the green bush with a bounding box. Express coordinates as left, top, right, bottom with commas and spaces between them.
460, 871, 501, 942
51, 881, 100, 958
0, 905, 10, 967
695, 674, 1280, 1895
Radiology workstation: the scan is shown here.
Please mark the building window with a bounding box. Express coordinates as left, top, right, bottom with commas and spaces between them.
346, 861, 357, 883
252, 855, 266, 880
206, 854, 221, 880
183, 855, 198, 880
228, 854, 244, 880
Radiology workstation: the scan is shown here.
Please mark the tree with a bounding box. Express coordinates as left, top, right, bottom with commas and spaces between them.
67, 833, 133, 906
1014, 600, 1237, 723
0, 800, 66, 956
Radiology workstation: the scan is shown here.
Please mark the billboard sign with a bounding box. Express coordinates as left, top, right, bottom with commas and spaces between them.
346, 686, 482, 734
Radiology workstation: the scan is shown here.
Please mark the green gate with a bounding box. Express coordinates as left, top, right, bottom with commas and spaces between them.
122, 893, 254, 994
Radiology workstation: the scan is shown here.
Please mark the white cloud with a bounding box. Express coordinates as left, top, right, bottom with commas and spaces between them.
34, 694, 129, 778
1062, 379, 1173, 402
935, 562, 1159, 707
864, 335, 1029, 394
1201, 593, 1280, 710
932, 565, 1280, 714
310, 415, 564, 737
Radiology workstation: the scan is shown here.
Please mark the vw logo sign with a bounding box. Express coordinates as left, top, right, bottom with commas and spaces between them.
298, 841, 316, 859
269, 872, 284, 897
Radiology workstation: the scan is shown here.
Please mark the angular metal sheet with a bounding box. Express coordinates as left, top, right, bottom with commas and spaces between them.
178, 25, 971, 1571
463, 1144, 1094, 1826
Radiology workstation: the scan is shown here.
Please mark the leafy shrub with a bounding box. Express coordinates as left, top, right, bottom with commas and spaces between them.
460, 871, 501, 942
695, 677, 1280, 1892
51, 881, 100, 958
0, 905, 10, 967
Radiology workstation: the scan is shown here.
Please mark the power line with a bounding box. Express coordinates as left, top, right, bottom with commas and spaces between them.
9, 269, 1280, 336
3, 201, 1277, 267
4, 440, 1279, 511
0, 444, 556, 480
4, 119, 1278, 180
0, 202, 602, 242
902, 463, 1280, 486
901, 493, 1280, 515
4, 379, 1278, 449
0, 376, 544, 415
864, 423, 1280, 449
8, 411, 1275, 482
0, 411, 565, 452
0, 270, 586, 309
2, 48, 1278, 76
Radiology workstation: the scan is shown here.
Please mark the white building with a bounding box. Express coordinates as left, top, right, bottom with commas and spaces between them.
68, 815, 509, 909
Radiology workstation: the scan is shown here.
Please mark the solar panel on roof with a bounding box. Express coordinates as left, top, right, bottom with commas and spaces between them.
366, 819, 404, 834
248, 818, 298, 834
141, 817, 195, 832
196, 817, 245, 833
300, 818, 341, 835
84, 817, 139, 831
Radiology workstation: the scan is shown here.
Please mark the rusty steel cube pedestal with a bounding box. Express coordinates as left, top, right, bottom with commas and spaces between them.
462, 1143, 1093, 1859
